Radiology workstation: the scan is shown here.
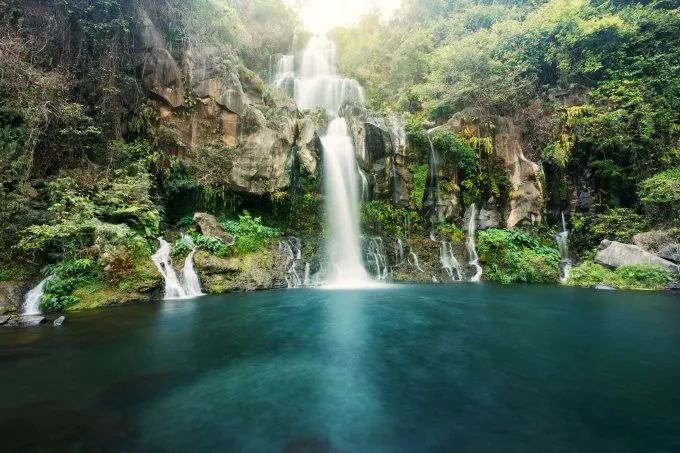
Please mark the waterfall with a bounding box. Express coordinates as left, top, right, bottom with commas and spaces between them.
387, 116, 406, 205
556, 211, 572, 283
180, 234, 204, 297
439, 241, 463, 281
279, 237, 309, 288
22, 277, 50, 315
365, 237, 389, 281
425, 133, 441, 222
395, 238, 404, 265
274, 35, 371, 287
408, 251, 426, 273
152, 238, 203, 300
466, 204, 483, 282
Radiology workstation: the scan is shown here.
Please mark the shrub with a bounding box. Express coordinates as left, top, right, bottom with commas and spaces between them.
567, 263, 676, 290
477, 229, 561, 284
638, 168, 680, 219
220, 211, 281, 255
40, 276, 78, 312
193, 234, 228, 257
171, 236, 195, 258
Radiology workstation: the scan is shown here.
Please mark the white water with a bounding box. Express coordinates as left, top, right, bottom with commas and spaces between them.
274, 35, 371, 287
366, 237, 389, 281
180, 234, 204, 297
22, 277, 50, 315
466, 204, 483, 282
409, 251, 426, 273
152, 238, 203, 300
426, 133, 441, 222
556, 211, 572, 283
440, 241, 463, 281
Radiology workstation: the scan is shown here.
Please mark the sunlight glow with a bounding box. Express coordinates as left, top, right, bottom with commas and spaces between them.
287, 0, 401, 34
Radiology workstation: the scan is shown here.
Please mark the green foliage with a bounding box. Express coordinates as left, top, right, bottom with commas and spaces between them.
571, 208, 649, 254
638, 168, 680, 219
220, 211, 281, 255
361, 201, 417, 237
40, 277, 78, 312
193, 235, 229, 257
478, 229, 561, 284
567, 262, 676, 290
170, 236, 194, 258
410, 164, 429, 210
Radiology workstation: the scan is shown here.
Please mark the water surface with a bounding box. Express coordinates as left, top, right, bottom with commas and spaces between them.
1, 284, 679, 452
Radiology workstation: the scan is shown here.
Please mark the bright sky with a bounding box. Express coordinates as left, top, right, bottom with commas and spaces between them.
286, 0, 401, 34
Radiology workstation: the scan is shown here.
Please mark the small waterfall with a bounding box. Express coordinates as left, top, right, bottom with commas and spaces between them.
152, 238, 204, 300
386, 116, 406, 205
365, 237, 389, 281
408, 251, 426, 273
180, 234, 204, 297
439, 241, 463, 281
556, 211, 572, 283
466, 204, 483, 282
22, 277, 50, 315
279, 237, 307, 288
395, 238, 405, 265
425, 133, 441, 222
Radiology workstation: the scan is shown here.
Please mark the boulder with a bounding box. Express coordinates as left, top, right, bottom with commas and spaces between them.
296, 117, 322, 177
0, 315, 10, 325
594, 284, 617, 291
477, 207, 502, 230
193, 213, 235, 246
5, 315, 46, 327
632, 229, 680, 264
0, 280, 34, 314
594, 240, 680, 273
53, 316, 66, 327
668, 282, 680, 291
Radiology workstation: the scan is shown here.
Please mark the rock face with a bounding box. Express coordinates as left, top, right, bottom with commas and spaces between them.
193, 213, 235, 245
0, 280, 34, 314
193, 246, 286, 293
595, 240, 680, 273
445, 109, 544, 227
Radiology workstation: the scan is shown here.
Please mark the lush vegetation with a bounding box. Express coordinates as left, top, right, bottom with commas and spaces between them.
477, 229, 561, 284
567, 262, 676, 290
220, 212, 282, 255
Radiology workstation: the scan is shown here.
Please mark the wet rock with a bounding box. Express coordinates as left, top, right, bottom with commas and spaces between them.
6, 315, 46, 327
296, 117, 322, 177
594, 284, 617, 290
193, 213, 235, 246
194, 247, 286, 293
668, 282, 680, 291
0, 315, 9, 325
594, 240, 680, 273
53, 316, 66, 327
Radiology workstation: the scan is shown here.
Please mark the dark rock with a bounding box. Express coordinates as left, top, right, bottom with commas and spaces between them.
193, 212, 235, 246
53, 316, 66, 327
0, 280, 34, 314
667, 282, 680, 290
6, 315, 46, 327
595, 240, 680, 273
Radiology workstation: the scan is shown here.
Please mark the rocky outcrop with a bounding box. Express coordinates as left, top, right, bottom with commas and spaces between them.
632, 229, 680, 264
445, 109, 544, 227
0, 280, 34, 314
193, 213, 235, 245
136, 9, 185, 108
594, 240, 680, 273
194, 246, 286, 293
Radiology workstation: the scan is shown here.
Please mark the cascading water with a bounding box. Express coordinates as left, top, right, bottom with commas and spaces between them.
180, 234, 204, 297
465, 204, 483, 282
440, 241, 463, 281
556, 211, 572, 283
274, 35, 371, 287
365, 237, 389, 281
425, 133, 441, 223
279, 237, 308, 288
22, 277, 50, 316
152, 238, 203, 300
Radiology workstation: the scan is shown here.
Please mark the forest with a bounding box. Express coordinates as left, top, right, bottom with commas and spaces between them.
0, 0, 678, 314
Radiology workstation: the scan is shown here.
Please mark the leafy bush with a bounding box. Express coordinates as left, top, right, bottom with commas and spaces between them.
638, 168, 680, 219
568, 263, 676, 290
40, 276, 78, 312
477, 229, 561, 284
193, 234, 228, 257
171, 236, 195, 258
220, 211, 281, 255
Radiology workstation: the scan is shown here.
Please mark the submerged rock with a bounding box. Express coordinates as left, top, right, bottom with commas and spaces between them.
193, 213, 235, 246
594, 240, 680, 274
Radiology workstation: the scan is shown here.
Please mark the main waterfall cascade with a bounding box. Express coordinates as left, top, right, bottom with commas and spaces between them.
152, 238, 204, 300
274, 35, 370, 287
